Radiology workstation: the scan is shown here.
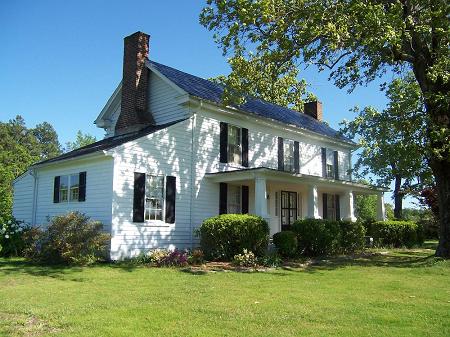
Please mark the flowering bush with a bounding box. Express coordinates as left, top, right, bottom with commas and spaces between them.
232, 249, 257, 267
148, 249, 169, 264
0, 217, 31, 257
24, 212, 110, 265
160, 249, 189, 267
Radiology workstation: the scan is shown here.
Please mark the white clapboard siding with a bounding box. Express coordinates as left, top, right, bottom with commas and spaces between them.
109, 119, 194, 259
148, 71, 191, 125
34, 156, 114, 230
12, 172, 34, 224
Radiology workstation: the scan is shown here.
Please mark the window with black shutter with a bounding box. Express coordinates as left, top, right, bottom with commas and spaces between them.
53, 172, 86, 203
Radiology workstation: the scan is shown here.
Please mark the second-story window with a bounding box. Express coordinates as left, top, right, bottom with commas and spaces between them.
227, 125, 241, 165
326, 163, 334, 178
283, 139, 295, 172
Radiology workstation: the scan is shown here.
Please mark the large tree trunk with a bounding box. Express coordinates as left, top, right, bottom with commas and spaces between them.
432, 159, 450, 258
393, 175, 403, 219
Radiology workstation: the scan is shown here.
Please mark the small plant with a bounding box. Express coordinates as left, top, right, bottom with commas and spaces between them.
148, 249, 188, 267
258, 251, 282, 267
148, 249, 169, 265
188, 249, 204, 265
0, 217, 31, 257
272, 231, 298, 257
232, 249, 257, 267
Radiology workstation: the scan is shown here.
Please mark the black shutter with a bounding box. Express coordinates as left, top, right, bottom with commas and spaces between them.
321, 147, 327, 178
220, 122, 228, 163
165, 176, 176, 224
335, 194, 340, 220
241, 128, 249, 167
278, 137, 284, 171
53, 176, 60, 203
294, 141, 300, 173
78, 171, 86, 202
241, 185, 249, 214
323, 193, 328, 220
333, 151, 339, 180
133, 172, 145, 223
219, 183, 227, 214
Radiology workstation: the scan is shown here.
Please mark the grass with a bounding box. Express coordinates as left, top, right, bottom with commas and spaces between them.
0, 242, 449, 337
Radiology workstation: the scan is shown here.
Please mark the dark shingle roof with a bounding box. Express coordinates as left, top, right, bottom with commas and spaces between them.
34, 120, 185, 166
149, 61, 353, 143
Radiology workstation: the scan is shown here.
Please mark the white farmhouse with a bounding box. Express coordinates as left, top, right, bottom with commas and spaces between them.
13, 32, 386, 259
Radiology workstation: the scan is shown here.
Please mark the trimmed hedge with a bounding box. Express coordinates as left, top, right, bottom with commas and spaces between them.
196, 214, 269, 260
273, 231, 298, 257
339, 221, 366, 253
372, 220, 424, 248
293, 219, 341, 256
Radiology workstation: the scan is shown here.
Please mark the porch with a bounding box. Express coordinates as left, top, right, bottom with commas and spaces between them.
206, 168, 387, 235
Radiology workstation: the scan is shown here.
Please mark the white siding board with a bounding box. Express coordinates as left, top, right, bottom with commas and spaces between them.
148, 72, 190, 125
34, 157, 114, 230
12, 172, 34, 224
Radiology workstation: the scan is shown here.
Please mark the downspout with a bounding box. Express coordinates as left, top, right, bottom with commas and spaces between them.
189, 99, 202, 249
30, 168, 38, 226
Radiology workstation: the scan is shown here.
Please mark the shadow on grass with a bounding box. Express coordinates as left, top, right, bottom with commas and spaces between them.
0, 258, 85, 280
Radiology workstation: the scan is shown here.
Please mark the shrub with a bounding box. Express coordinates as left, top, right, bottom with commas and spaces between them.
339, 221, 366, 253
258, 251, 282, 267
25, 212, 110, 265
232, 249, 257, 267
272, 231, 298, 257
159, 249, 189, 267
372, 220, 424, 248
188, 249, 204, 265
0, 217, 31, 257
293, 219, 341, 256
148, 249, 169, 265
196, 214, 269, 260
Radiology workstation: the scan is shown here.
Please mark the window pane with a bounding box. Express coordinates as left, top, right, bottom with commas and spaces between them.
145, 175, 165, 222
227, 185, 241, 213
59, 175, 68, 202
227, 125, 241, 164
283, 140, 294, 172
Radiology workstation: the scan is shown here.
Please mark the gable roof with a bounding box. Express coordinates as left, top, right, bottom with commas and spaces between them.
149, 61, 353, 144
33, 120, 185, 167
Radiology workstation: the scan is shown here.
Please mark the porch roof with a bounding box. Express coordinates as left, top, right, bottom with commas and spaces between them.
205, 167, 388, 194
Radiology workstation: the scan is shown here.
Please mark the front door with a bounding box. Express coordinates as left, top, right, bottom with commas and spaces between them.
281, 191, 297, 231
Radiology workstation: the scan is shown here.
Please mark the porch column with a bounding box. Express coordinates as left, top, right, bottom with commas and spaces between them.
342, 190, 357, 222
306, 185, 319, 219
254, 176, 268, 217
376, 193, 386, 221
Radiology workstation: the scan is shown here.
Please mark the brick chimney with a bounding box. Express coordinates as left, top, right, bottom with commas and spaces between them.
304, 101, 323, 122
115, 31, 153, 133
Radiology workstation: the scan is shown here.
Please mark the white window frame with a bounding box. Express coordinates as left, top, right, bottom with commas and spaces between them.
58, 174, 80, 203
326, 149, 335, 178
144, 175, 166, 223
227, 124, 242, 165
283, 139, 295, 172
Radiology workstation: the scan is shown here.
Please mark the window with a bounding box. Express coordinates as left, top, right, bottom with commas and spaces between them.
283, 139, 295, 172
326, 194, 336, 220
144, 175, 164, 221
227, 185, 241, 213
59, 176, 69, 202
57, 174, 81, 203
69, 174, 79, 201
227, 125, 241, 165
326, 164, 334, 178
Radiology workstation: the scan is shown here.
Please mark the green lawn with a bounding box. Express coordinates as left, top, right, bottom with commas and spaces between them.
1, 244, 449, 337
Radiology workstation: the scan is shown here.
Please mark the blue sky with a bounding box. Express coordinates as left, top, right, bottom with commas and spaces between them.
0, 1, 416, 207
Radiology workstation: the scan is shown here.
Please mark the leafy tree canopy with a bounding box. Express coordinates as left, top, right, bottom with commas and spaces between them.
65, 131, 97, 152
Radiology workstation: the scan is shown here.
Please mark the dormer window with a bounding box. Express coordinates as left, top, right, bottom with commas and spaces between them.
227, 125, 242, 165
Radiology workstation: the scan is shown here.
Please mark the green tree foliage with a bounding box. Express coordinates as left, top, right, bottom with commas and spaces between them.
200, 0, 450, 257
0, 116, 61, 222
65, 131, 97, 152
341, 74, 432, 219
